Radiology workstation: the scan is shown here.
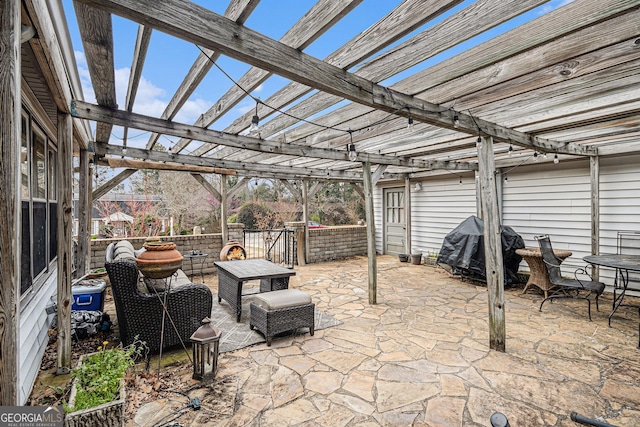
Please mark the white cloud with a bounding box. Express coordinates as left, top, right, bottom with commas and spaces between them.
236, 102, 254, 115
115, 67, 167, 116
72, 51, 216, 144
174, 98, 213, 124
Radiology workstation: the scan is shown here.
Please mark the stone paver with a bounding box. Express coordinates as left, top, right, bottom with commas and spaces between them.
127, 255, 640, 426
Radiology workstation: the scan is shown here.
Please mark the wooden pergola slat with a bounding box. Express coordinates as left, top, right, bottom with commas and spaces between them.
77, 0, 595, 156
145, 0, 260, 150
171, 0, 366, 154
73, 2, 116, 143
185, 0, 456, 157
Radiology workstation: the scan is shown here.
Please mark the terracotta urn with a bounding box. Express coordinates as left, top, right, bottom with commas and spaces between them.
136, 241, 183, 279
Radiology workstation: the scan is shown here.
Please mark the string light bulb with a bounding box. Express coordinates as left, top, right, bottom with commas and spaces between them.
533, 152, 539, 162
554, 153, 559, 164
476, 136, 482, 148
347, 131, 357, 161
459, 177, 462, 185
347, 143, 357, 161
407, 116, 414, 131
508, 144, 513, 157
249, 102, 260, 134
453, 114, 460, 128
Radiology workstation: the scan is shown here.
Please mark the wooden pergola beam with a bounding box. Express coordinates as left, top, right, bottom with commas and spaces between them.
280, 179, 301, 202
92, 168, 137, 200
190, 173, 221, 200
98, 156, 237, 175
228, 176, 251, 199
76, 0, 595, 156
72, 2, 115, 144
71, 100, 475, 171
93, 142, 364, 181
121, 24, 151, 147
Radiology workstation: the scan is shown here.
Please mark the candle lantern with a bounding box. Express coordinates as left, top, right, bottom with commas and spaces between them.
190, 317, 222, 381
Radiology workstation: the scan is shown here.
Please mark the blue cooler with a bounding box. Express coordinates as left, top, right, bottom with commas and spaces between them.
72, 279, 107, 311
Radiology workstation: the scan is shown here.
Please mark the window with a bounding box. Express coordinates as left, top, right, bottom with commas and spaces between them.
20, 109, 58, 296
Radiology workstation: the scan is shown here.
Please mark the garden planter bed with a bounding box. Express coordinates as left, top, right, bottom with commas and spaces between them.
64, 353, 127, 427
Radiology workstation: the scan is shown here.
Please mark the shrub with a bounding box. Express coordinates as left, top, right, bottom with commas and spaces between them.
237, 201, 270, 229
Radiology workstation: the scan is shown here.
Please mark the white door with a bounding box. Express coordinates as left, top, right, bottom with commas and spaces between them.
384, 188, 406, 255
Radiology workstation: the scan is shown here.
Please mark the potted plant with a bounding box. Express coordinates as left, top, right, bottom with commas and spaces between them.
424, 251, 439, 266
410, 252, 423, 265
65, 340, 145, 427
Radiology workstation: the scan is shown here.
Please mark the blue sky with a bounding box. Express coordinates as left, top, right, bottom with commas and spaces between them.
61, 0, 573, 150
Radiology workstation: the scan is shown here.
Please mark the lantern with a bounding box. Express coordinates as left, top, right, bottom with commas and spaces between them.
190, 317, 222, 381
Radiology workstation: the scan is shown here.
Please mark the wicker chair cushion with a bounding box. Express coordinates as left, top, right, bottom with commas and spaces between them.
253, 289, 312, 310
113, 240, 136, 261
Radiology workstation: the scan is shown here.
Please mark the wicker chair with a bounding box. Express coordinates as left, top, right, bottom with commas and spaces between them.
105, 260, 213, 354
536, 235, 605, 321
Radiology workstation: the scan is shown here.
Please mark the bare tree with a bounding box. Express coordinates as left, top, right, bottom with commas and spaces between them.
159, 171, 213, 233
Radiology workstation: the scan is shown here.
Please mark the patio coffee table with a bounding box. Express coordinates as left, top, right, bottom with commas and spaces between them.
516, 247, 572, 298
214, 259, 296, 322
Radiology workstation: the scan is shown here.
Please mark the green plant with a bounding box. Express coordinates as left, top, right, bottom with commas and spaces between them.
237, 201, 270, 229
65, 340, 145, 413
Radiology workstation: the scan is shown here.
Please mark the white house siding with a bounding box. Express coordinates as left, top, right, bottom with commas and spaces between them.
18, 273, 57, 404
599, 154, 640, 293
374, 155, 640, 292
501, 160, 592, 274
411, 175, 478, 257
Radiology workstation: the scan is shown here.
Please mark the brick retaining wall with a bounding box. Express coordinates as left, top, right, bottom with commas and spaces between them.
308, 225, 368, 263
90, 234, 224, 277
90, 225, 368, 273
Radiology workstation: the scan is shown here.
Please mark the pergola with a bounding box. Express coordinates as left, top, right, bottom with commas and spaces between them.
3, 0, 640, 399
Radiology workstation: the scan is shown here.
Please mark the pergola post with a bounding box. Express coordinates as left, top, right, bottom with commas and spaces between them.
363, 161, 377, 304
478, 136, 505, 352
590, 156, 600, 280
56, 112, 73, 373
221, 175, 228, 243
0, 0, 21, 404
76, 148, 91, 278
404, 176, 412, 254
302, 180, 309, 264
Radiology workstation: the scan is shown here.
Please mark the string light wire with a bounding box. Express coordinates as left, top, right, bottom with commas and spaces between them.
196, 45, 439, 139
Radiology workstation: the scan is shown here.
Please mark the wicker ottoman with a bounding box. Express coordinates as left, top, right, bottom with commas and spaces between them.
250, 289, 315, 346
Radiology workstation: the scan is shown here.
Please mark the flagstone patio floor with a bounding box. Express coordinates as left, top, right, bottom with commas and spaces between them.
130, 255, 640, 426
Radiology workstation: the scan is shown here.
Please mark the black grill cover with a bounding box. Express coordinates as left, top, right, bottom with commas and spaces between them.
436, 216, 524, 285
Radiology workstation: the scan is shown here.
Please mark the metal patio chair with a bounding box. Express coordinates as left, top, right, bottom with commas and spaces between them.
535, 235, 605, 321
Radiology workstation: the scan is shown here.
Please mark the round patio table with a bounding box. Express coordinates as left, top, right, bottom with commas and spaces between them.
516, 247, 572, 298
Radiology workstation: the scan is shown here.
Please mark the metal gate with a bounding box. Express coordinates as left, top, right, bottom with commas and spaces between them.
243, 229, 296, 268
